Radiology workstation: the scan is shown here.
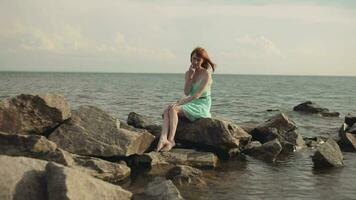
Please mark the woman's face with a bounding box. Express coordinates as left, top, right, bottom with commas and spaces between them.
191, 53, 203, 68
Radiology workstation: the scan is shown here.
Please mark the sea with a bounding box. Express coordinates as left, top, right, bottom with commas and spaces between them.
0, 72, 355, 199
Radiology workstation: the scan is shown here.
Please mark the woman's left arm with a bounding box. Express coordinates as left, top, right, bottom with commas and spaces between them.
176, 71, 211, 106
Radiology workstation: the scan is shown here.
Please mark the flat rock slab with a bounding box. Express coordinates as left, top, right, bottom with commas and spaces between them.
46, 162, 132, 200
49, 106, 155, 157
133, 177, 184, 200
0, 155, 48, 200
312, 139, 344, 168
132, 148, 218, 175
0, 94, 71, 135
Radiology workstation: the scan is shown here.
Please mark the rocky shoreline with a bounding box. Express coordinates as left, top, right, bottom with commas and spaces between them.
0, 94, 354, 199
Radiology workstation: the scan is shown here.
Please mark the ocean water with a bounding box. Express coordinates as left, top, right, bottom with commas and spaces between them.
1, 72, 355, 199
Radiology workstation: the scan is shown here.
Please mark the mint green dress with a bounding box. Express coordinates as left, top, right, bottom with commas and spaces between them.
181, 73, 213, 122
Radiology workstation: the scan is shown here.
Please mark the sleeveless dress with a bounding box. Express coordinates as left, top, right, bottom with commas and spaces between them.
181, 71, 213, 122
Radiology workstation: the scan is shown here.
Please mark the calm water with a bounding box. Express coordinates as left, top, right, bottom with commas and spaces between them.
1, 72, 355, 199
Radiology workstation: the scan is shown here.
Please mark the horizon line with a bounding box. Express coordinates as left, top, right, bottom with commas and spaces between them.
0, 70, 355, 78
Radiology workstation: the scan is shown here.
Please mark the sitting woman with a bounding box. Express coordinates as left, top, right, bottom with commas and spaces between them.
156, 47, 216, 152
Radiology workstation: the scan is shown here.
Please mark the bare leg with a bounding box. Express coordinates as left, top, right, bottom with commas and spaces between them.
155, 107, 170, 151
162, 106, 181, 151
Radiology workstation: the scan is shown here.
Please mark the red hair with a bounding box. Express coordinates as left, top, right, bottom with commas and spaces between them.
190, 47, 216, 72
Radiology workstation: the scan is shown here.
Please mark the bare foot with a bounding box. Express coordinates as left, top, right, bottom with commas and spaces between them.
160, 141, 176, 152
155, 139, 167, 152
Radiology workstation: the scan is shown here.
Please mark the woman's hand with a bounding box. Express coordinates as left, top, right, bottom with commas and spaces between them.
188, 64, 196, 79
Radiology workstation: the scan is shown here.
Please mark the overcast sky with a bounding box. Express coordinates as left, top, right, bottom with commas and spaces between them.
1, 0, 355, 75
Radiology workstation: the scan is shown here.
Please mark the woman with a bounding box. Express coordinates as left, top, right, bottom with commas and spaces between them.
155, 47, 216, 152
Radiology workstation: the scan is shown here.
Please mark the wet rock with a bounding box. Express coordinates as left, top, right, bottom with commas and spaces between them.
0, 155, 47, 200
339, 131, 356, 151
0, 132, 74, 166
345, 114, 356, 127
133, 177, 184, 200
304, 136, 328, 148
312, 139, 344, 168
176, 118, 251, 153
72, 155, 131, 184
166, 165, 205, 186
250, 113, 305, 153
127, 112, 162, 136
131, 148, 218, 175
0, 94, 71, 136
293, 101, 339, 117
243, 139, 282, 163
49, 106, 155, 157
46, 162, 132, 200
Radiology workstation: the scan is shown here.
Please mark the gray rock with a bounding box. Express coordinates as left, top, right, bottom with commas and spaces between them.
243, 139, 282, 163
46, 162, 132, 200
251, 113, 305, 152
49, 106, 155, 157
339, 131, 356, 151
127, 112, 162, 136
72, 155, 131, 184
132, 148, 218, 175
345, 114, 356, 127
0, 94, 71, 135
0, 132, 131, 183
0, 132, 74, 166
176, 118, 251, 152
166, 165, 205, 186
312, 139, 344, 168
0, 155, 47, 200
133, 177, 184, 200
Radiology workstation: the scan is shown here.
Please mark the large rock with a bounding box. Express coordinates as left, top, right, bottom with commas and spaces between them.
0, 132, 74, 166
166, 165, 205, 187
49, 106, 155, 157
345, 114, 356, 127
0, 155, 47, 200
72, 155, 131, 184
133, 177, 184, 200
46, 162, 132, 200
131, 148, 218, 175
250, 113, 305, 153
127, 112, 161, 136
338, 121, 356, 151
243, 139, 283, 163
0, 94, 71, 135
293, 101, 339, 117
176, 118, 251, 153
0, 132, 131, 183
312, 139, 344, 168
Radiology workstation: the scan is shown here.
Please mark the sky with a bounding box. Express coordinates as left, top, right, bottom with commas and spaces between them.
0, 0, 356, 76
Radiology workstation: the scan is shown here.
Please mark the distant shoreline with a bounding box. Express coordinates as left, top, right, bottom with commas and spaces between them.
0, 70, 355, 78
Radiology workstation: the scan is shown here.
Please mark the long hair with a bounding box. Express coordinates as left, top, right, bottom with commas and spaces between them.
190, 47, 216, 72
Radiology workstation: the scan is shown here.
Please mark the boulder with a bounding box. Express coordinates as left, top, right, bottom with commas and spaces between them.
45, 162, 132, 200
0, 132, 74, 166
345, 114, 356, 127
0, 94, 71, 135
133, 177, 184, 200
49, 106, 155, 157
72, 155, 131, 184
166, 165, 205, 187
293, 101, 339, 117
0, 132, 131, 183
175, 118, 251, 153
312, 139, 344, 168
243, 139, 282, 163
127, 112, 161, 136
131, 148, 218, 175
339, 131, 356, 151
250, 113, 305, 152
0, 155, 48, 200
